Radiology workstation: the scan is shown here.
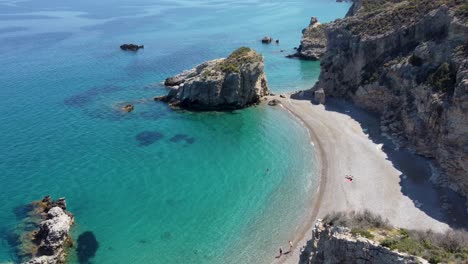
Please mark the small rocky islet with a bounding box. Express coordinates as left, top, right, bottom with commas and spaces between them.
12, 196, 74, 264
155, 47, 269, 110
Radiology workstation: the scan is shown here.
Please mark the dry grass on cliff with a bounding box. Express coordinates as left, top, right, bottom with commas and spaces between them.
324, 210, 391, 230
349, 0, 467, 36
324, 210, 468, 263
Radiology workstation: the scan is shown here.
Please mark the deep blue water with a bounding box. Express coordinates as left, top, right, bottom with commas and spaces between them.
0, 0, 350, 263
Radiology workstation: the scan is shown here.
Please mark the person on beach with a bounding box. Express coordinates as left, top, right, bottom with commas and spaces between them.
279, 247, 283, 257
289, 240, 293, 252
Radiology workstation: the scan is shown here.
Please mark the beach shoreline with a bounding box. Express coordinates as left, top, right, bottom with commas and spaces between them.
268, 92, 464, 264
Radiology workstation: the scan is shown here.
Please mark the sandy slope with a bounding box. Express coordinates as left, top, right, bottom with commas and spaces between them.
269, 93, 452, 264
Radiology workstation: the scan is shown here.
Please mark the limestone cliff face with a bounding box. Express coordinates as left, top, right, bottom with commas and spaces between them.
158, 47, 269, 110
313, 0, 468, 199
301, 220, 423, 264
292, 17, 327, 60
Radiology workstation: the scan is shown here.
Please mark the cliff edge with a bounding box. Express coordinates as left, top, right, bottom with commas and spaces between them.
301, 220, 423, 264
312, 0, 468, 201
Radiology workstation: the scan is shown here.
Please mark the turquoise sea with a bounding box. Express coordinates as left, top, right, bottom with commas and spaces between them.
0, 0, 350, 263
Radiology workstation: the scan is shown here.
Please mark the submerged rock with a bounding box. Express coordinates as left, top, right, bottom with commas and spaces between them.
20, 196, 74, 264
77, 231, 99, 264
122, 104, 134, 112
159, 47, 269, 110
120, 44, 144, 51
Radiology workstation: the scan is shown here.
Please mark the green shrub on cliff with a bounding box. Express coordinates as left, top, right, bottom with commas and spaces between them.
351, 228, 375, 239
324, 211, 468, 263
380, 229, 468, 264
350, 0, 467, 36
217, 47, 262, 73
428, 63, 456, 93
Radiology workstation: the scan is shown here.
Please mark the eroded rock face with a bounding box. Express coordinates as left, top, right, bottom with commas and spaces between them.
21, 197, 74, 264
300, 220, 423, 264
289, 17, 327, 60
313, 0, 468, 201
158, 47, 269, 110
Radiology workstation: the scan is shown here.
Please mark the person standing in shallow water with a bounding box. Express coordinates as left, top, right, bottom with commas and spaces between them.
279, 247, 283, 257
289, 240, 293, 252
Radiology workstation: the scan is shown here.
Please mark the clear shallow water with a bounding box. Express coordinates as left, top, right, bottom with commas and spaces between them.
0, 0, 350, 263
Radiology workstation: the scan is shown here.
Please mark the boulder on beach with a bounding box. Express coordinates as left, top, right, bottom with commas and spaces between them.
158, 47, 269, 110
268, 99, 281, 106
120, 44, 144, 51
314, 88, 326, 104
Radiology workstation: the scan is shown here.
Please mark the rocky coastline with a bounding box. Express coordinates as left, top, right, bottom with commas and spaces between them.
16, 196, 74, 264
305, 0, 468, 203
287, 17, 327, 60
300, 220, 423, 264
156, 47, 269, 110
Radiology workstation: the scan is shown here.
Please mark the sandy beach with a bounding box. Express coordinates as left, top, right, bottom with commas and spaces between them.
270, 92, 467, 264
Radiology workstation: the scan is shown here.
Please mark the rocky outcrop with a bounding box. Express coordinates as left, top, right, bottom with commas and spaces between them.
261, 37, 273, 44
314, 88, 326, 104
20, 196, 74, 264
300, 220, 423, 264
157, 47, 269, 110
120, 44, 144, 51
122, 104, 134, 112
288, 17, 327, 60
312, 0, 468, 201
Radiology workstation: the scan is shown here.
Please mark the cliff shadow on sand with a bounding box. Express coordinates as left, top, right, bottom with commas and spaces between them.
291, 91, 468, 230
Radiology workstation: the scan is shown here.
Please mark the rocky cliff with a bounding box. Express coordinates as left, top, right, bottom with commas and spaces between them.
289, 17, 327, 60
20, 196, 74, 264
157, 47, 269, 110
300, 220, 424, 264
312, 0, 468, 200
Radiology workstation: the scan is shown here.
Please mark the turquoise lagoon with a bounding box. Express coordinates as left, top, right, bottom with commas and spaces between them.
0, 0, 350, 263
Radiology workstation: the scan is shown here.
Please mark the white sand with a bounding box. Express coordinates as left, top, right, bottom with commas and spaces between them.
269, 94, 450, 264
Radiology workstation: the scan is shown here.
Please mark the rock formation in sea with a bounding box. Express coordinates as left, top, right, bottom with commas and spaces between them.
261, 36, 273, 44
19, 196, 74, 264
120, 44, 144, 51
287, 17, 327, 60
156, 47, 269, 110
300, 220, 423, 264
309, 0, 468, 202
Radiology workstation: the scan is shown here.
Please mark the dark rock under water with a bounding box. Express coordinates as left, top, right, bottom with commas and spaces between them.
135, 131, 164, 146
77, 231, 99, 264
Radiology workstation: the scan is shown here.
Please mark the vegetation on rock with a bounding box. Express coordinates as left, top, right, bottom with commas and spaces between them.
324, 211, 468, 264
428, 62, 457, 94
348, 0, 467, 36
217, 47, 262, 73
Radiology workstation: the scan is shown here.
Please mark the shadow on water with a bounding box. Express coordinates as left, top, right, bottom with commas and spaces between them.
291, 91, 468, 230
135, 131, 164, 146
77, 231, 99, 264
